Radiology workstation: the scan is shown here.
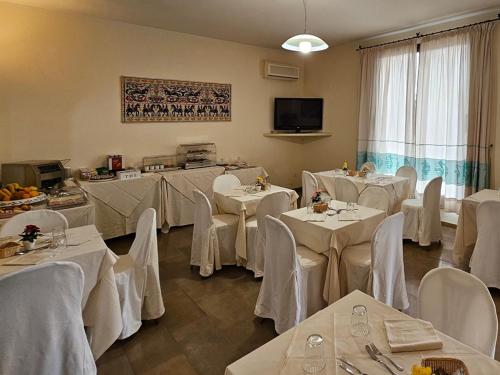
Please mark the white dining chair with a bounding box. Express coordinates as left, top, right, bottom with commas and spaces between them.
0, 209, 68, 237
300, 171, 319, 208
334, 177, 359, 203
418, 267, 498, 358
358, 186, 390, 214
470, 200, 500, 288
360, 161, 376, 172
0, 262, 96, 375
245, 191, 291, 277
191, 189, 238, 276
212, 174, 241, 194
396, 166, 418, 199
401, 176, 442, 246
254, 216, 327, 334
339, 212, 409, 310
114, 208, 165, 339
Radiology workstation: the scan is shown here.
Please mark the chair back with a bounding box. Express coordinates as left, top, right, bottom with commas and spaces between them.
370, 212, 408, 310
421, 177, 442, 241
360, 162, 376, 172
255, 216, 300, 334
396, 166, 417, 199
212, 174, 241, 194
0, 209, 68, 237
334, 177, 359, 203
418, 268, 498, 358
256, 191, 291, 242
129, 208, 157, 266
359, 186, 390, 213
470, 200, 500, 287
301, 171, 318, 208
0, 262, 96, 375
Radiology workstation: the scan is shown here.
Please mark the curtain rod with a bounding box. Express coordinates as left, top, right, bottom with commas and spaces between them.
357, 13, 500, 51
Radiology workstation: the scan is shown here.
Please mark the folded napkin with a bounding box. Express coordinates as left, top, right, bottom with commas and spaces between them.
384, 319, 443, 353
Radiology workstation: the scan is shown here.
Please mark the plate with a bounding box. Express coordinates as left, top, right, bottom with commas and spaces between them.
0, 193, 47, 208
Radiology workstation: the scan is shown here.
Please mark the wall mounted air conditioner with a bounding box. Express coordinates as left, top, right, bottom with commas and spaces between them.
264, 61, 300, 80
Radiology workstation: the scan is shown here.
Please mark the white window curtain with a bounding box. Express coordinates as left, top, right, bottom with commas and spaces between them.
357, 23, 496, 211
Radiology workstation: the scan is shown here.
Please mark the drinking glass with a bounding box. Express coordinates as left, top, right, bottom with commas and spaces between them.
50, 226, 67, 256
306, 201, 314, 215
347, 202, 354, 211
302, 334, 326, 373
351, 304, 370, 337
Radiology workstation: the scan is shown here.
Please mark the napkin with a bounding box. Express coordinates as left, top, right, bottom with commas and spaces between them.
384, 319, 443, 353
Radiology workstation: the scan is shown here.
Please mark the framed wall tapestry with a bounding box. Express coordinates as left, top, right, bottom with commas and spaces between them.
121, 76, 231, 123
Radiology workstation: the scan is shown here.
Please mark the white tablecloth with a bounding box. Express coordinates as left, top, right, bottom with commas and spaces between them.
0, 225, 122, 359
215, 185, 299, 262
80, 174, 164, 239
454, 189, 500, 268
314, 171, 409, 213
0, 203, 95, 230
281, 202, 386, 304
225, 290, 500, 375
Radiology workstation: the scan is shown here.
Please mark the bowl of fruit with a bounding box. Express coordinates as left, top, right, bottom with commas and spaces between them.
0, 183, 46, 208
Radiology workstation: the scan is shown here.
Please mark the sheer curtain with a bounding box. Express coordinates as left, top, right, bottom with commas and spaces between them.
357, 23, 496, 211
357, 40, 417, 175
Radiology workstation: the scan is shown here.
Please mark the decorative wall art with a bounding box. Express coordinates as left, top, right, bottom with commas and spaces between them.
121, 76, 231, 123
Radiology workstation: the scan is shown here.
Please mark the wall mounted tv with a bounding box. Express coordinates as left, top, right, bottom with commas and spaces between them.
274, 98, 323, 133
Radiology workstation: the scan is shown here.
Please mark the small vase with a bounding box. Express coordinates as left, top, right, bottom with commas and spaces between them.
22, 240, 36, 251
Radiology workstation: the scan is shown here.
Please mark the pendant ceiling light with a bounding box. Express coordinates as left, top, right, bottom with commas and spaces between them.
282, 0, 328, 53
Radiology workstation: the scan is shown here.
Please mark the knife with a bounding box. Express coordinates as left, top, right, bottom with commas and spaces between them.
337, 358, 366, 375
337, 361, 356, 375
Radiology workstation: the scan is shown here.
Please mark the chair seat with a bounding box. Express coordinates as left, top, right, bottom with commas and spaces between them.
340, 242, 371, 296
296, 245, 327, 269
245, 216, 257, 228
402, 198, 423, 209
213, 213, 239, 227
341, 242, 371, 267
114, 254, 134, 274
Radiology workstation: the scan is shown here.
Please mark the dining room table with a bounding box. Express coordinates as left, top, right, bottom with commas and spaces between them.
214, 184, 299, 263
225, 290, 500, 375
280, 201, 386, 304
0, 224, 122, 359
314, 171, 409, 213
453, 189, 500, 269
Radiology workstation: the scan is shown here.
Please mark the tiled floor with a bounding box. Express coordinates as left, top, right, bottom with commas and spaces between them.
98, 224, 500, 374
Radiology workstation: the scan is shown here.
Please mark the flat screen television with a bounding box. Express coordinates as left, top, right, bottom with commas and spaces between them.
274, 98, 323, 133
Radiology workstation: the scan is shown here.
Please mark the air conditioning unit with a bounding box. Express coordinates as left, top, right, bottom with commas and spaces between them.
264, 61, 300, 80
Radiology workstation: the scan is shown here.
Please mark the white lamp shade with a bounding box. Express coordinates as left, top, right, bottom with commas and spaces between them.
281, 34, 329, 53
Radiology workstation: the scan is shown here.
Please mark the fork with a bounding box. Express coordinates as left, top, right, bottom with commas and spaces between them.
369, 343, 404, 371
365, 345, 397, 375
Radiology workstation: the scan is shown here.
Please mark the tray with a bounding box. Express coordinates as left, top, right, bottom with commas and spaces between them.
0, 193, 47, 208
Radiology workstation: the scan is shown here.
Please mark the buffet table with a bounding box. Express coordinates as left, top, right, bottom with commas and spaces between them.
0, 203, 95, 230
0, 225, 122, 359
225, 290, 500, 375
79, 174, 164, 240
454, 189, 500, 269
314, 171, 409, 213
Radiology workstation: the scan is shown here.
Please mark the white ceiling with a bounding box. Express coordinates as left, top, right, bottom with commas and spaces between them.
4, 0, 500, 47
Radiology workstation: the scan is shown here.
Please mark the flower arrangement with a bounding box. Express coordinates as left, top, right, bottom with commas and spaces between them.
19, 224, 41, 243
311, 190, 328, 213
256, 176, 269, 191
311, 190, 322, 203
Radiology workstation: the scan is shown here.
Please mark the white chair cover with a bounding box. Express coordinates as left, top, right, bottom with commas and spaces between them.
470, 200, 500, 288
246, 191, 291, 277
334, 177, 359, 203
0, 209, 68, 236
114, 208, 165, 339
418, 268, 498, 358
359, 186, 390, 213
0, 262, 96, 375
340, 213, 409, 310
191, 189, 238, 276
360, 162, 376, 172
212, 174, 241, 194
401, 177, 442, 246
396, 166, 418, 199
254, 216, 326, 334
300, 171, 319, 208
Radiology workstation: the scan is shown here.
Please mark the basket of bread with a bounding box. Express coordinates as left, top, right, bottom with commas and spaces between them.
0, 183, 46, 208
0, 237, 22, 259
